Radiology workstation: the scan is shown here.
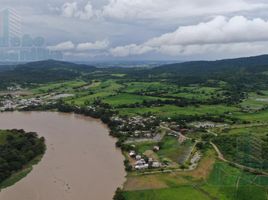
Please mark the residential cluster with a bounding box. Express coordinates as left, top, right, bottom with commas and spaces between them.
128, 146, 162, 170
0, 95, 43, 111
111, 116, 160, 139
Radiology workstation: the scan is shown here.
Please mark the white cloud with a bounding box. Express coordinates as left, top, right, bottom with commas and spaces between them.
146, 16, 268, 46
48, 41, 75, 51
110, 44, 154, 57
61, 1, 94, 20
77, 40, 110, 51
48, 39, 109, 53
59, 0, 267, 22
109, 16, 268, 57
102, 0, 266, 21
62, 2, 78, 18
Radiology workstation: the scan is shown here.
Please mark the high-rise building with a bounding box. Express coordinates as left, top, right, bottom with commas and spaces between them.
0, 8, 63, 61
0, 9, 21, 47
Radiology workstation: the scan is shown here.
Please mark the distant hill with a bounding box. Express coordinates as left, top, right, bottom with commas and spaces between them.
0, 60, 96, 85
15, 60, 96, 72
152, 54, 268, 76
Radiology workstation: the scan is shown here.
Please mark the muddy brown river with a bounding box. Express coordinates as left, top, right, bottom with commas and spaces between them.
0, 112, 126, 200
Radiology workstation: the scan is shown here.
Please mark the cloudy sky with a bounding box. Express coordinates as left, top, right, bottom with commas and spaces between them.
2, 0, 268, 61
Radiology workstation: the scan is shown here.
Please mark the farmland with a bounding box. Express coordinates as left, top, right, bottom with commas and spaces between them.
1, 57, 268, 199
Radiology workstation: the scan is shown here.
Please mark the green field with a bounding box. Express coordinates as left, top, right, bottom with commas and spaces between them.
103, 93, 166, 106
133, 136, 194, 165
123, 187, 211, 200
240, 91, 268, 110
158, 136, 193, 164
118, 105, 239, 118
202, 162, 268, 200
123, 161, 268, 200
31, 80, 88, 94
4, 68, 268, 200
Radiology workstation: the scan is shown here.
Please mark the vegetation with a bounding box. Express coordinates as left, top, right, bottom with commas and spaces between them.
0, 129, 46, 188
1, 55, 268, 199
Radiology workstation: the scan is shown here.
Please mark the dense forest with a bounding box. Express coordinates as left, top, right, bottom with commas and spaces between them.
0, 129, 46, 183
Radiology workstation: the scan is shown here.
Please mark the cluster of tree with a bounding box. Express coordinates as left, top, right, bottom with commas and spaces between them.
0, 129, 46, 183
113, 188, 126, 200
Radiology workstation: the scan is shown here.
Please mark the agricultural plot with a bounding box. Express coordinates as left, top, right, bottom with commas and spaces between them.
220, 125, 268, 137
122, 82, 176, 94
65, 80, 124, 105
118, 105, 239, 118
240, 91, 268, 111
166, 86, 223, 100
31, 80, 87, 94
123, 187, 211, 200
103, 93, 166, 107
201, 162, 268, 200
234, 109, 268, 122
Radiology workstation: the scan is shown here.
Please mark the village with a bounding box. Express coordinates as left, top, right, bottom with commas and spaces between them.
0, 95, 44, 111
109, 116, 203, 171
0, 86, 206, 173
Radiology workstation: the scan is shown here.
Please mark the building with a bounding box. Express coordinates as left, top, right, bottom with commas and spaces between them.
0, 9, 21, 47
0, 8, 63, 62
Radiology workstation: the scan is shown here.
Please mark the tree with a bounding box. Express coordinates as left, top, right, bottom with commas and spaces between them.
113, 188, 126, 200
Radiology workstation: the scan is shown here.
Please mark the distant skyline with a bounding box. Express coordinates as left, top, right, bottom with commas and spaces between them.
1, 0, 268, 61
0, 9, 63, 61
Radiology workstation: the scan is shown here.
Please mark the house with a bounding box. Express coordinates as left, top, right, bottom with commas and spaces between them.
153, 146, 160, 152
135, 159, 146, 166
152, 161, 161, 168
135, 164, 149, 170
136, 155, 142, 160
129, 150, 136, 157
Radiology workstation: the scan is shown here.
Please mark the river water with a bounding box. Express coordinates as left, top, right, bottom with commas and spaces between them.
0, 111, 126, 200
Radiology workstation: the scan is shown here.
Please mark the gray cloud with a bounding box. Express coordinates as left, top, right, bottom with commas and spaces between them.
1, 0, 268, 60
109, 16, 268, 57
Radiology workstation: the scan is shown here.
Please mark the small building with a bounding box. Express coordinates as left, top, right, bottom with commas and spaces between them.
152, 161, 161, 168
153, 146, 160, 152
129, 150, 136, 157
136, 155, 142, 160
135, 163, 149, 170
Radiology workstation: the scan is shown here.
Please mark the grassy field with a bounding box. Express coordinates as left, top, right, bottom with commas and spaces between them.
103, 93, 166, 106
234, 110, 268, 122
31, 80, 88, 94
123, 150, 217, 200
123, 159, 268, 200
65, 80, 124, 105
240, 91, 268, 110
118, 105, 239, 118
123, 187, 211, 200
201, 162, 268, 200
122, 82, 176, 93
220, 124, 268, 137
158, 136, 193, 164
132, 136, 194, 165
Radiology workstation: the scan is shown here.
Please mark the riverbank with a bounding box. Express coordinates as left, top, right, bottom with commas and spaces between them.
0, 112, 126, 200
0, 129, 46, 190
0, 154, 44, 190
